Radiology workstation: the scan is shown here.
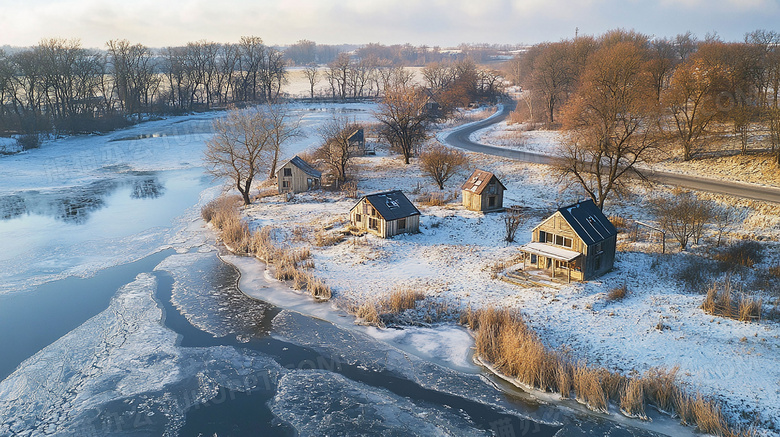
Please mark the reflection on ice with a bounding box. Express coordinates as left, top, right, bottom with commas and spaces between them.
130, 178, 165, 199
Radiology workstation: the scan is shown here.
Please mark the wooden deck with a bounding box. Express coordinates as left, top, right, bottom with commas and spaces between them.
500, 268, 569, 288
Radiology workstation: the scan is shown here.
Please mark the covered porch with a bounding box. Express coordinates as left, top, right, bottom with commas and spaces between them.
518, 242, 583, 283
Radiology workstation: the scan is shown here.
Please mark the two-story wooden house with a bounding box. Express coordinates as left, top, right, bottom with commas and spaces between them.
349, 190, 420, 238
519, 199, 617, 282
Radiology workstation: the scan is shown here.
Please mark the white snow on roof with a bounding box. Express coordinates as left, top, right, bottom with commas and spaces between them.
519, 242, 581, 262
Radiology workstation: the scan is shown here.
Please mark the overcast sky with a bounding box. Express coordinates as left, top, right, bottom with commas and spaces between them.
1, 0, 778, 49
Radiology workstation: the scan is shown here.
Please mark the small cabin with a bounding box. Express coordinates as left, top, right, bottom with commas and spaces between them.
276, 156, 322, 194
348, 128, 373, 156
461, 169, 506, 212
350, 190, 420, 238
519, 199, 617, 282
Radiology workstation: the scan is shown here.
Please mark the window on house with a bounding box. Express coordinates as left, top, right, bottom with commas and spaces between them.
555, 235, 564, 246
398, 218, 406, 230
282, 180, 289, 188
487, 182, 497, 195
595, 255, 602, 271
369, 218, 379, 230
563, 237, 572, 248
488, 196, 496, 207
355, 213, 362, 223
283, 168, 292, 177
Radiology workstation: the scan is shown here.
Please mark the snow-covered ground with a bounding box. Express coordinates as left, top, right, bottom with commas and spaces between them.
240, 122, 780, 433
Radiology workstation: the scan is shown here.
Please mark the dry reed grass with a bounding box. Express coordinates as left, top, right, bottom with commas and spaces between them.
607, 284, 629, 301
644, 366, 678, 413
573, 364, 608, 412
416, 191, 457, 207
463, 306, 749, 434
314, 229, 345, 247
203, 195, 332, 301
620, 378, 647, 419
702, 280, 762, 322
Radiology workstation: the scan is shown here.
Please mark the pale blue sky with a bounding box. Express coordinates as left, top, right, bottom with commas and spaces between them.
0, 0, 778, 48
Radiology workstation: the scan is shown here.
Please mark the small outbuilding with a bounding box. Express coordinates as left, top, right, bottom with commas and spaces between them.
276, 156, 321, 194
350, 190, 420, 238
519, 199, 617, 282
347, 128, 374, 156
461, 169, 506, 212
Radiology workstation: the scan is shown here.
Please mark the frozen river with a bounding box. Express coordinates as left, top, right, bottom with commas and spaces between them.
0, 104, 668, 436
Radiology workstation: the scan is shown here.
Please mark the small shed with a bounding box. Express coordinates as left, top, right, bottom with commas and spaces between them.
276, 156, 322, 194
519, 199, 617, 282
350, 190, 420, 238
461, 169, 506, 212
347, 128, 373, 156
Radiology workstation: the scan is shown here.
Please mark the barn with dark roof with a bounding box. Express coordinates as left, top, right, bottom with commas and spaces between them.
276, 156, 321, 194
519, 199, 617, 282
349, 190, 420, 238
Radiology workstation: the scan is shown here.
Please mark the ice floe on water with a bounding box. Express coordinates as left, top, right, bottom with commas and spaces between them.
154, 251, 274, 340
0, 271, 283, 436
270, 370, 489, 437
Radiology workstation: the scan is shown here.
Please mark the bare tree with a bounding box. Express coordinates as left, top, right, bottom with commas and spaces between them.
204, 107, 273, 205
317, 115, 361, 185
650, 190, 714, 251
375, 85, 430, 164
259, 102, 303, 178
504, 206, 526, 243
303, 63, 319, 98
662, 57, 727, 161
714, 205, 736, 247
418, 143, 469, 189
559, 42, 660, 210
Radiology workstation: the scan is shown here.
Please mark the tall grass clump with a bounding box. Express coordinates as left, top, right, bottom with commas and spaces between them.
201, 195, 251, 253
702, 279, 762, 322
643, 366, 678, 413
350, 287, 427, 326
607, 284, 628, 301
620, 378, 647, 420
572, 364, 608, 412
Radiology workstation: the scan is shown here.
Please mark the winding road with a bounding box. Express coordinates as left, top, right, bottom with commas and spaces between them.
443, 99, 780, 204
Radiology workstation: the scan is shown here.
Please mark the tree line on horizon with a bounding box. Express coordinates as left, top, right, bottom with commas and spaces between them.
0, 36, 514, 148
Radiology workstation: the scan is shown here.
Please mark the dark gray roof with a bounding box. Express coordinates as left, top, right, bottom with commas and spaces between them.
288, 156, 321, 178
353, 190, 420, 221
557, 199, 617, 246
347, 128, 364, 143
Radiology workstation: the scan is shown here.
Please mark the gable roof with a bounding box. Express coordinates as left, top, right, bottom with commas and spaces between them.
461, 169, 506, 195
352, 190, 420, 221
285, 155, 321, 178
347, 128, 363, 143
554, 199, 617, 246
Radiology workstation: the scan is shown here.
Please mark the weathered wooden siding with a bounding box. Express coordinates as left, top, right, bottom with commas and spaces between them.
531, 211, 616, 281
349, 199, 419, 238
277, 163, 319, 194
